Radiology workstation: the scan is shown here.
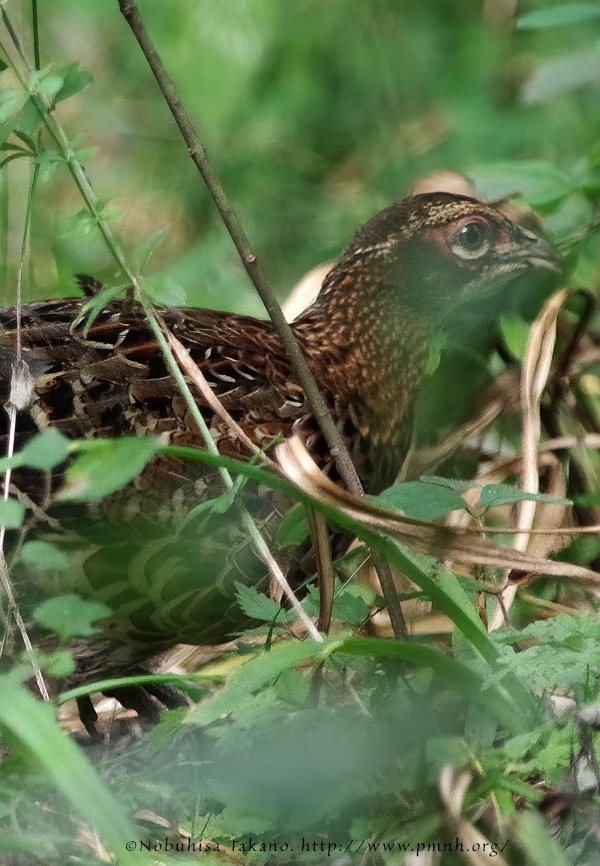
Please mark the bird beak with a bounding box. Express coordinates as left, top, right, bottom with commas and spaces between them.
514, 227, 563, 274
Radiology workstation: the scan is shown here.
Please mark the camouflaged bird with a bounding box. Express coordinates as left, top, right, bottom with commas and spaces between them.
0, 192, 560, 724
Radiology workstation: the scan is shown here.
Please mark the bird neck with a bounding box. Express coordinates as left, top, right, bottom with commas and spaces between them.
292, 261, 433, 455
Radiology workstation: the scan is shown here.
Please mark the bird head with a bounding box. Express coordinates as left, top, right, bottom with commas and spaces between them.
316, 192, 562, 324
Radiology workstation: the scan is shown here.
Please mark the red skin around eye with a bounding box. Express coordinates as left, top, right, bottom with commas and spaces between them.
423, 216, 510, 260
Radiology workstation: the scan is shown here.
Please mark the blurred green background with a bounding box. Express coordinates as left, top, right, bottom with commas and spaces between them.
2, 0, 600, 312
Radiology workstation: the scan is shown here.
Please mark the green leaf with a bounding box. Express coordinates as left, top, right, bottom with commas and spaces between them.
54, 62, 93, 103
0, 672, 142, 865
18, 429, 70, 470
517, 4, 600, 30
132, 227, 169, 274
72, 147, 98, 163
235, 582, 283, 622
143, 274, 186, 306
28, 68, 64, 96
19, 540, 69, 571
187, 638, 335, 726
375, 481, 467, 520
0, 499, 25, 528
275, 503, 310, 547
471, 161, 574, 208
499, 313, 531, 362
0, 90, 25, 124
79, 283, 127, 337
480, 484, 572, 509
523, 47, 600, 105
419, 475, 476, 493
33, 594, 111, 640
58, 437, 162, 501
0, 60, 8, 74
13, 99, 45, 137
38, 650, 76, 678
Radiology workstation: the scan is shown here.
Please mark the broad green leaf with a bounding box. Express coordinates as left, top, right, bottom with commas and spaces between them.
0, 90, 25, 124
19, 540, 68, 571
54, 62, 93, 103
235, 581, 283, 621
0, 499, 25, 528
18, 429, 70, 470
471, 161, 574, 208
0, 672, 142, 865
58, 436, 162, 501
275, 503, 310, 547
480, 484, 572, 509
499, 313, 531, 362
376, 481, 467, 520
33, 594, 111, 639
31, 74, 64, 96
517, 4, 600, 30
13, 99, 46, 137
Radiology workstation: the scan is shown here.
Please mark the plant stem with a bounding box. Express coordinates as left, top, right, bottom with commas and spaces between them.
116, 0, 363, 498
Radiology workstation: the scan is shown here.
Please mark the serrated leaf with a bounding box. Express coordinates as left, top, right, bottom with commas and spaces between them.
33, 594, 111, 639
375, 481, 467, 520
19, 540, 68, 571
480, 484, 572, 509
0, 499, 25, 528
58, 437, 162, 501
517, 4, 600, 30
275, 503, 310, 547
234, 581, 283, 621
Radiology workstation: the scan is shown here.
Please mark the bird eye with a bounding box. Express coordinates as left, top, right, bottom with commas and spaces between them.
450, 221, 491, 260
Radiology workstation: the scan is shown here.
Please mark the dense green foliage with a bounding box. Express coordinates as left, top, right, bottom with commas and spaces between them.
1, 2, 600, 865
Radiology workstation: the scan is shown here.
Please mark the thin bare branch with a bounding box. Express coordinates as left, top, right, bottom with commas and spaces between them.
116, 0, 363, 498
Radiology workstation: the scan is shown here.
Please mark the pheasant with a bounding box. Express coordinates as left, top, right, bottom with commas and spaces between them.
0, 192, 559, 725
